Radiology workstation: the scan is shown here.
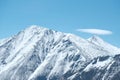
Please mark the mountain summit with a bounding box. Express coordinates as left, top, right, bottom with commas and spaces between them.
0, 25, 120, 80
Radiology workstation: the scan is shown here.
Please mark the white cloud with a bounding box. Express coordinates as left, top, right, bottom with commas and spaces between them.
77, 29, 112, 35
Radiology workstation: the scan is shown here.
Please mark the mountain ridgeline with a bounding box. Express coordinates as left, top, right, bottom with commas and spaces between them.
0, 25, 120, 80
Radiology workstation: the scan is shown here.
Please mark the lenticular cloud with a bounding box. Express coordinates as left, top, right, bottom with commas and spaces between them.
77, 29, 112, 35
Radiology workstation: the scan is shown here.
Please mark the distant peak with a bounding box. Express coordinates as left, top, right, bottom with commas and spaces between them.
88, 35, 104, 43
91, 35, 103, 41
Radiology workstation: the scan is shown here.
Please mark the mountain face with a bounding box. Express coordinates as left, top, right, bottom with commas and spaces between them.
0, 25, 120, 80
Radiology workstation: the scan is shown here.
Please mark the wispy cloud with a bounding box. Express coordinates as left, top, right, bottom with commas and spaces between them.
77, 29, 112, 35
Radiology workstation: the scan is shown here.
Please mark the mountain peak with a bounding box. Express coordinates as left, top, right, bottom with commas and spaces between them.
25, 25, 48, 31
20, 25, 51, 37
88, 35, 104, 44
27, 25, 39, 29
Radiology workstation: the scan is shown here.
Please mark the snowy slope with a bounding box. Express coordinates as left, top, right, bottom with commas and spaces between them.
0, 25, 119, 80
88, 35, 120, 55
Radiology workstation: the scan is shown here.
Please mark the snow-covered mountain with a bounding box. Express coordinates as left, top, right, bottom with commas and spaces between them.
0, 25, 120, 80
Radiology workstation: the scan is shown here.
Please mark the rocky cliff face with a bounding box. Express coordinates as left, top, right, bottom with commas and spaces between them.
0, 25, 119, 80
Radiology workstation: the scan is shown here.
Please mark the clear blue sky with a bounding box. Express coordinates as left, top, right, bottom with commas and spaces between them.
0, 0, 120, 47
